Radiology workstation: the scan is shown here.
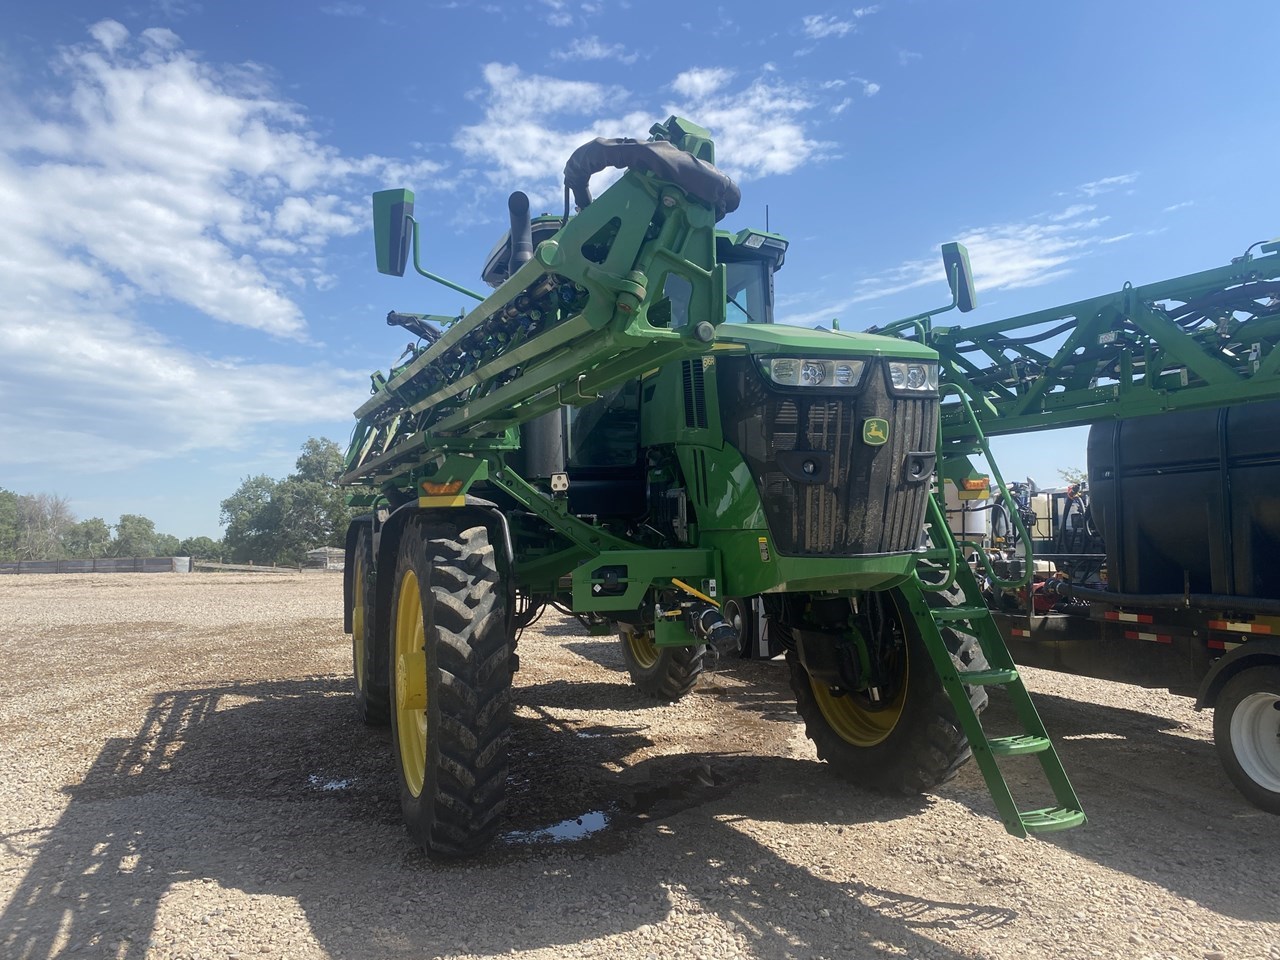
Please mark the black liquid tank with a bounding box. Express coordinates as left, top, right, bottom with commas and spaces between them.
1088, 400, 1280, 599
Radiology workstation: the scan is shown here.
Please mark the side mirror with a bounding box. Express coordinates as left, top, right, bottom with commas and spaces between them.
373, 189, 415, 277
941, 241, 977, 313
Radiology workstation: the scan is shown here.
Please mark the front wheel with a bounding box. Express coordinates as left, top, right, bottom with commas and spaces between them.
1214, 665, 1280, 814
389, 520, 512, 857
618, 624, 705, 700
788, 588, 988, 794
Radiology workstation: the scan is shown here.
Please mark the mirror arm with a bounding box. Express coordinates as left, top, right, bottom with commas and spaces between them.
410, 218, 487, 302
867, 267, 964, 342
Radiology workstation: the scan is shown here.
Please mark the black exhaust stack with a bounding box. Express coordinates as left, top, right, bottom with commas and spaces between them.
505, 190, 565, 479
507, 191, 533, 278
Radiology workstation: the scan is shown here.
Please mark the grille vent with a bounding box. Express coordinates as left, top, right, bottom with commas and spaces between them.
682, 360, 708, 429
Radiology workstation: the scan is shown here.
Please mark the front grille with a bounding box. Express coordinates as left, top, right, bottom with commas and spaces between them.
717, 357, 938, 557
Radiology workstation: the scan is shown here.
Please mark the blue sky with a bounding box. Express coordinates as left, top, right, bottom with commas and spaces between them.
2, 1, 1276, 539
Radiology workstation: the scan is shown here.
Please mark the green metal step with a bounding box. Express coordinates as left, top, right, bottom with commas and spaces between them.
958, 668, 1020, 686
1020, 806, 1088, 833
988, 734, 1051, 756
917, 548, 954, 560
931, 605, 992, 622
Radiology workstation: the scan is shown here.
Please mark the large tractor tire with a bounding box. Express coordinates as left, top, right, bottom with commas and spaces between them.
351, 526, 389, 725
788, 588, 988, 794
619, 624, 705, 701
1213, 665, 1280, 814
389, 519, 512, 858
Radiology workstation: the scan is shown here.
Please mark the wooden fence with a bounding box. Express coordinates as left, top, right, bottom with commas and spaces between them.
0, 557, 192, 575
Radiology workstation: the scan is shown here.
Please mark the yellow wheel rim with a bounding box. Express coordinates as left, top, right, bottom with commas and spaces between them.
395, 567, 428, 797
625, 628, 660, 669
352, 549, 366, 690
810, 661, 908, 748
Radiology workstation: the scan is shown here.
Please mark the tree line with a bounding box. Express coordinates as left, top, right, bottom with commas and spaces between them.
4, 437, 356, 567
0, 491, 219, 562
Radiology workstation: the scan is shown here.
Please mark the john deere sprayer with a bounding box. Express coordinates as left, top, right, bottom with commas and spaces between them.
341, 117, 1083, 857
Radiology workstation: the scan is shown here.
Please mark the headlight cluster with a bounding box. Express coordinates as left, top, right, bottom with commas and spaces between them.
762, 358, 867, 388
887, 361, 939, 393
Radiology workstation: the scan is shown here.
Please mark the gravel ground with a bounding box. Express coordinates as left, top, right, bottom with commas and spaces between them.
0, 572, 1277, 960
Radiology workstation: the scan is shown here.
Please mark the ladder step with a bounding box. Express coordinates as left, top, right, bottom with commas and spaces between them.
958, 668, 1019, 686
932, 605, 991, 622
1019, 806, 1087, 833
917, 548, 954, 560
988, 735, 1051, 757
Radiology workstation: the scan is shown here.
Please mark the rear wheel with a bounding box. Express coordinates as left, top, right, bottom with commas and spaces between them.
351, 526, 389, 725
619, 624, 705, 700
1214, 665, 1280, 814
389, 520, 512, 857
787, 588, 988, 794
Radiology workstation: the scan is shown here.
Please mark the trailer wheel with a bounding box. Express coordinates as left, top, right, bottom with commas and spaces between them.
787, 588, 988, 794
389, 520, 512, 857
351, 526, 389, 725
1213, 665, 1280, 814
619, 624, 705, 700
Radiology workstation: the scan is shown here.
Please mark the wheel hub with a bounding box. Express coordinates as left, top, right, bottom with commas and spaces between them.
396, 652, 427, 711
1231, 691, 1280, 792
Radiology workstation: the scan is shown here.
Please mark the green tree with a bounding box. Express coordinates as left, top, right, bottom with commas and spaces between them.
111, 514, 157, 558
154, 533, 182, 557
218, 438, 355, 565
64, 517, 112, 558
0, 488, 18, 562
16, 493, 73, 560
178, 536, 223, 559
294, 437, 346, 483
220, 474, 280, 562
1057, 467, 1088, 487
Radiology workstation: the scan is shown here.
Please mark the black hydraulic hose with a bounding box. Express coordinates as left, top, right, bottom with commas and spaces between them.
952, 318, 1078, 351
1047, 579, 1280, 616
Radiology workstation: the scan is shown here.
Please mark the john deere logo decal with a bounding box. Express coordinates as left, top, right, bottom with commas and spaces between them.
863, 418, 889, 446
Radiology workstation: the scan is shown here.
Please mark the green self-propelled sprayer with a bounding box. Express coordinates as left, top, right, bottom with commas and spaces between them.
341, 116, 1084, 858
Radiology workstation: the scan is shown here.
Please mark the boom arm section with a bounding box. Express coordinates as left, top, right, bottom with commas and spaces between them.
918, 243, 1280, 443
343, 159, 728, 492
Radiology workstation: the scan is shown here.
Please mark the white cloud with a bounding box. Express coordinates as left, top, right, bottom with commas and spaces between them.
552, 36, 639, 64
0, 22, 429, 472
1078, 172, 1139, 197
3, 21, 442, 336
454, 62, 831, 207
672, 67, 734, 99
541, 0, 574, 27
831, 97, 853, 115
1163, 200, 1194, 213
0, 309, 366, 473
860, 80, 880, 97
898, 49, 922, 66
665, 74, 831, 181
1050, 203, 1096, 221
781, 205, 1121, 327
802, 14, 854, 39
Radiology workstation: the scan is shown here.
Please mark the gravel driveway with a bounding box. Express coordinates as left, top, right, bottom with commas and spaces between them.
0, 573, 1276, 960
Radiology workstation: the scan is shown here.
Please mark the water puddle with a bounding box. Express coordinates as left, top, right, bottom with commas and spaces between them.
504, 810, 611, 844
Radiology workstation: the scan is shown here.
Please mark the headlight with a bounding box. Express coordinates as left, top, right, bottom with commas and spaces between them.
762, 358, 867, 388
887, 361, 939, 393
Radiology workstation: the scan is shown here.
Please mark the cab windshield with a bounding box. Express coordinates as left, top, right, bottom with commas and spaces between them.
724, 259, 773, 324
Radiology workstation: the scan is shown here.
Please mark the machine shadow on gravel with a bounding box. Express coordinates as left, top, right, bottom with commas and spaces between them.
3, 673, 1010, 960
568, 634, 1279, 926
943, 687, 1277, 923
